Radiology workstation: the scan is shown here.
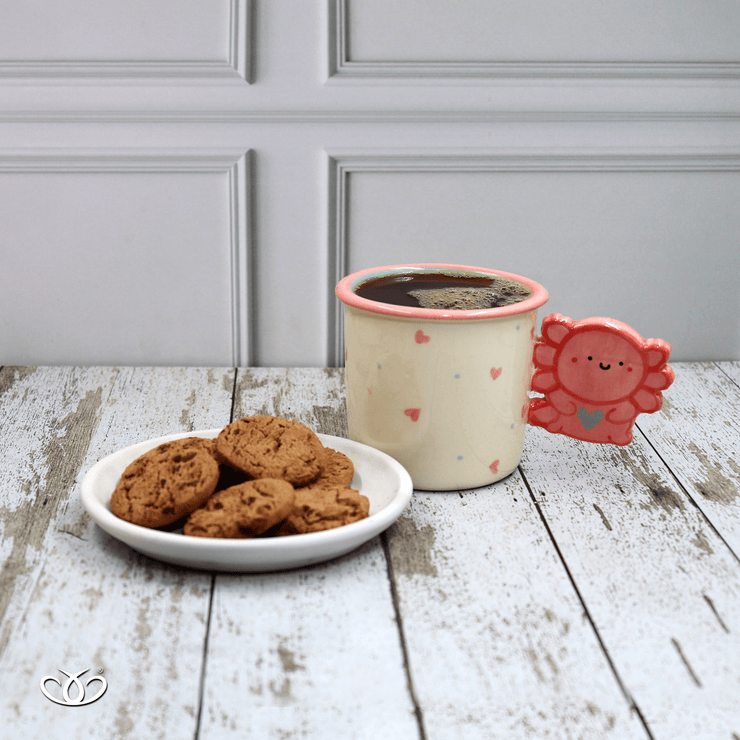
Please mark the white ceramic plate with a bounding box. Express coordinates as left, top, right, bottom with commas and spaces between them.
81, 430, 413, 572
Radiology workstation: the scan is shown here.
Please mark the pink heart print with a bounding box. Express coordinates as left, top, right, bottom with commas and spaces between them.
415, 330, 430, 344
404, 408, 421, 422
490, 367, 502, 380
489, 460, 499, 474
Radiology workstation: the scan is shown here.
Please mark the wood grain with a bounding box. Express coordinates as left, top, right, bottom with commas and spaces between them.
197, 367, 418, 738
199, 546, 419, 739
520, 416, 740, 740
385, 478, 647, 739
1, 364, 737, 740
232, 367, 348, 437
0, 366, 119, 662
0, 366, 234, 739
635, 362, 740, 552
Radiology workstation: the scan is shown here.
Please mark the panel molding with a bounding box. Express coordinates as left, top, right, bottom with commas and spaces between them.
0, 147, 254, 365
4, 109, 739, 125
326, 148, 740, 366
327, 0, 740, 81
230, 149, 254, 367
0, 0, 251, 84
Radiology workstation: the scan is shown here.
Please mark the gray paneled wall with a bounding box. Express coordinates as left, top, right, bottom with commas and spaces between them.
0, 1, 737, 366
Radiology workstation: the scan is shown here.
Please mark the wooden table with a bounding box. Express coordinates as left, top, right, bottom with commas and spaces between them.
1, 364, 739, 740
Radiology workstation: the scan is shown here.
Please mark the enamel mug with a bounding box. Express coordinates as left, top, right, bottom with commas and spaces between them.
336, 264, 674, 491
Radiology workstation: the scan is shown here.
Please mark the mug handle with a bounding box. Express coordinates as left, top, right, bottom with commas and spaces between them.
527, 314, 675, 446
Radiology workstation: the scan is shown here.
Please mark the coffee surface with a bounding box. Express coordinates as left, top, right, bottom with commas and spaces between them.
354, 272, 532, 310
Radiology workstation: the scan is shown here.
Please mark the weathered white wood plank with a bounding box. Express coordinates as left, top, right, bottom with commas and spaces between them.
716, 361, 740, 388
3, 364, 738, 739
198, 367, 419, 739
200, 547, 419, 739
0, 366, 235, 739
385, 478, 647, 739
233, 367, 349, 437
635, 362, 740, 553
519, 421, 740, 740
0, 366, 120, 663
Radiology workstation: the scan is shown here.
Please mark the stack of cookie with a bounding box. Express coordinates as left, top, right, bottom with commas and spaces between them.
110, 415, 369, 538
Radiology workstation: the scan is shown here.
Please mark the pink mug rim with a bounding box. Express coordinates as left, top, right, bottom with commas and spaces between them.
336, 263, 549, 320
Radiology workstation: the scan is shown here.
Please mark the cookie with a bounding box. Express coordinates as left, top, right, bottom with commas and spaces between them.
110, 437, 219, 528
301, 447, 354, 489
216, 416, 325, 487
278, 484, 370, 535
183, 479, 296, 538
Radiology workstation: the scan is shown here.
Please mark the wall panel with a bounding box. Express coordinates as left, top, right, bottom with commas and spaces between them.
327, 151, 740, 364
332, 0, 740, 78
0, 0, 250, 80
0, 149, 252, 366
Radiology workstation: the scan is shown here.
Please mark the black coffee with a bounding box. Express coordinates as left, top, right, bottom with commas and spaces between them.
354, 272, 532, 310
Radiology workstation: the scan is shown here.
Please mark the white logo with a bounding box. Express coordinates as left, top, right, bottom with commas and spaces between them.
40, 668, 108, 706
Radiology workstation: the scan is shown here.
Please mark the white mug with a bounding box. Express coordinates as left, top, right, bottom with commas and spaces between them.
336, 263, 674, 491
336, 264, 549, 490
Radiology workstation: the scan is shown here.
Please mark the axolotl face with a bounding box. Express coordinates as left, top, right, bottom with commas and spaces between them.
557, 330, 645, 403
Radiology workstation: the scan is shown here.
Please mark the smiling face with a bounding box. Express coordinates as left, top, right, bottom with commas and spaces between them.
557, 330, 645, 403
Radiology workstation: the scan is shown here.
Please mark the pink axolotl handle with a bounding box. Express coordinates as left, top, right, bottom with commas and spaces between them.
528, 314, 675, 445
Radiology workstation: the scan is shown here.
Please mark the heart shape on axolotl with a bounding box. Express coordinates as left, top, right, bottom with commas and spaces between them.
577, 407, 604, 430
415, 330, 430, 344
404, 408, 421, 422
490, 367, 502, 380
